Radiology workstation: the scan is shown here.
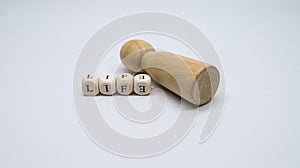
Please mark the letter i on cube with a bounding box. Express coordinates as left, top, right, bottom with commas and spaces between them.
82, 74, 100, 96
116, 73, 133, 95
134, 74, 151, 95
99, 74, 116, 95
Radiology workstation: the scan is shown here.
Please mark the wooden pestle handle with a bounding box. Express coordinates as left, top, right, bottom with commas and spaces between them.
120, 39, 220, 105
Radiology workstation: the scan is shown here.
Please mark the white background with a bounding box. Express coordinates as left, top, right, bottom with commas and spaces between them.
0, 0, 299, 167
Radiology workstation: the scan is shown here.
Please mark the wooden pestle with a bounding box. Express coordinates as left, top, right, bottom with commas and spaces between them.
120, 39, 220, 105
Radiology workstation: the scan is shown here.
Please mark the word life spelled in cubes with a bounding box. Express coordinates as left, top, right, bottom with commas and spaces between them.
82, 73, 151, 96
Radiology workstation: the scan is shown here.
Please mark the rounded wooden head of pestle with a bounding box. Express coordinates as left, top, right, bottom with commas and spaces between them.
120, 40, 155, 72
120, 39, 220, 105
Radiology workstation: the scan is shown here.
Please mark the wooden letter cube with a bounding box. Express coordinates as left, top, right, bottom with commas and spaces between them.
116, 73, 133, 95
134, 74, 151, 95
99, 74, 116, 95
82, 74, 99, 96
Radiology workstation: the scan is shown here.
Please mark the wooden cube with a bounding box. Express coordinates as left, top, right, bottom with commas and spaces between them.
116, 73, 133, 95
82, 74, 99, 96
134, 74, 151, 95
99, 74, 116, 95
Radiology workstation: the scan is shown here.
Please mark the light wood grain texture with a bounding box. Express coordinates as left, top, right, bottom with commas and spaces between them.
120, 40, 154, 72
120, 40, 220, 105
